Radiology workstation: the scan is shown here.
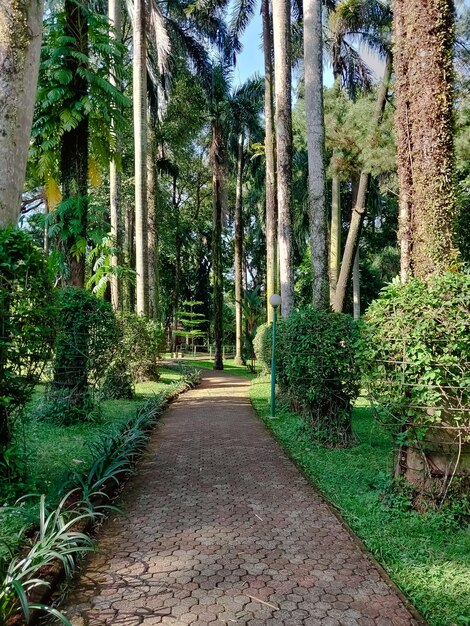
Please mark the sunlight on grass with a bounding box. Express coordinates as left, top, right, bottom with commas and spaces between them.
249, 375, 470, 626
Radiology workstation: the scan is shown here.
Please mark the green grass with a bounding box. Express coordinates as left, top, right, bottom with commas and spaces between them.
0, 368, 183, 558
181, 357, 257, 379
249, 375, 470, 626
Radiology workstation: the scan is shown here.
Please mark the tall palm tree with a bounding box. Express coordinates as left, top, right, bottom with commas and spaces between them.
133, 0, 149, 315
109, 0, 122, 311
0, 0, 44, 228
272, 0, 294, 317
229, 77, 263, 364
303, 0, 328, 309
261, 0, 278, 323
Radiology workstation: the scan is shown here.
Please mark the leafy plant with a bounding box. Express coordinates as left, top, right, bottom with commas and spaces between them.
48, 288, 118, 423
0, 493, 95, 624
279, 308, 359, 446
356, 273, 470, 442
0, 228, 57, 475
117, 313, 165, 383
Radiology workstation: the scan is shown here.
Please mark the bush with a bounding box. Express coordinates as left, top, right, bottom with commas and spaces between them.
253, 321, 284, 373
0, 228, 56, 462
279, 308, 359, 446
99, 357, 134, 400
117, 313, 165, 382
356, 273, 470, 442
49, 288, 118, 423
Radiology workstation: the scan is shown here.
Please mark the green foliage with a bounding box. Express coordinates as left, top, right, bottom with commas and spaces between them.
279, 308, 359, 446
117, 313, 165, 383
356, 273, 470, 443
253, 322, 276, 373
0, 493, 95, 624
175, 300, 207, 344
49, 288, 118, 423
99, 357, 134, 401
0, 228, 56, 449
30, 1, 130, 183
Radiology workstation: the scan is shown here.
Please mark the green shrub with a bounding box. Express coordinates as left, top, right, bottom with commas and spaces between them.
49, 288, 118, 423
99, 357, 134, 400
0, 228, 57, 466
279, 307, 359, 446
117, 313, 165, 382
356, 273, 470, 443
253, 321, 284, 373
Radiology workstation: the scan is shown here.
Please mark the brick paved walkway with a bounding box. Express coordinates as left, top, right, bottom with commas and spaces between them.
64, 370, 422, 626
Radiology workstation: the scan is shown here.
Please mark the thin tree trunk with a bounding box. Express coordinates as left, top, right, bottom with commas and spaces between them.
211, 120, 224, 371
394, 0, 456, 281
147, 124, 159, 319
353, 248, 360, 319
109, 0, 122, 311
329, 175, 341, 304
262, 0, 278, 322
0, 0, 44, 227
172, 174, 180, 355
272, 0, 294, 318
133, 0, 148, 315
304, 0, 328, 310
124, 205, 134, 311
234, 133, 244, 365
61, 0, 88, 288
332, 55, 393, 313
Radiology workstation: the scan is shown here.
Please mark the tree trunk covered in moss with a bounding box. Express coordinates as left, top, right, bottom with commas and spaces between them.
393, 0, 456, 281
60, 0, 89, 288
147, 125, 160, 320
272, 0, 294, 318
0, 0, 44, 227
262, 0, 278, 323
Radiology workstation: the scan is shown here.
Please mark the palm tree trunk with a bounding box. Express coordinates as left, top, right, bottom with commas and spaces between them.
109, 0, 122, 311
393, 0, 456, 281
234, 133, 244, 365
133, 0, 148, 315
272, 0, 294, 318
262, 0, 278, 322
61, 0, 88, 288
211, 120, 224, 371
332, 55, 393, 313
329, 175, 341, 304
304, 0, 328, 310
147, 124, 159, 320
172, 174, 180, 355
0, 0, 44, 227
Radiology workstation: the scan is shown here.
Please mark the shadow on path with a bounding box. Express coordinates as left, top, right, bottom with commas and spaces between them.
62, 370, 423, 626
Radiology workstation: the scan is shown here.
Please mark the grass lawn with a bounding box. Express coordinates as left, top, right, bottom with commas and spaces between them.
0, 368, 184, 558
243, 373, 470, 626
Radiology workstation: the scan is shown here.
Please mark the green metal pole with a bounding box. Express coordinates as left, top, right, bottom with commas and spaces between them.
270, 307, 277, 418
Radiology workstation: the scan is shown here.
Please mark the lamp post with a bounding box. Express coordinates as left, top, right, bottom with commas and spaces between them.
269, 293, 281, 418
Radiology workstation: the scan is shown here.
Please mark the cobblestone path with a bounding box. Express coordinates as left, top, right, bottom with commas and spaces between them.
64, 370, 423, 626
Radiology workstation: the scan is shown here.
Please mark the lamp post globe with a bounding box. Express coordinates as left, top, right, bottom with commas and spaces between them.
269, 293, 281, 309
